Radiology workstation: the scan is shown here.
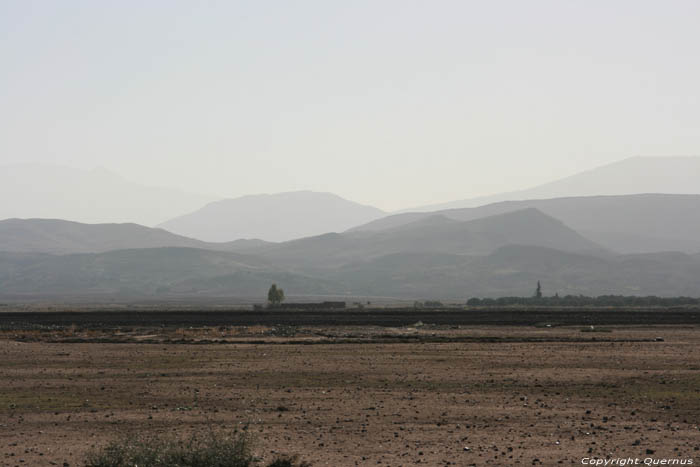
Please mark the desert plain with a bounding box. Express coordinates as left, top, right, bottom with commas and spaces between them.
1, 315, 699, 466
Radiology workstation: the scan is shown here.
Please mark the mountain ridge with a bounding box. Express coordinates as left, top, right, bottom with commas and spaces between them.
0, 164, 217, 226
247, 208, 606, 271
159, 190, 386, 242
351, 193, 700, 254
4, 244, 700, 300
0, 218, 273, 255
402, 156, 700, 212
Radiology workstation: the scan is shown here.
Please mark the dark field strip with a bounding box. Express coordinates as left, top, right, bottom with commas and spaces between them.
1, 308, 700, 329
23, 336, 657, 345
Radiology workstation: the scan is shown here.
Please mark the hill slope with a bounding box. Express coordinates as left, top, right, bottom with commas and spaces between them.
4, 201, 700, 300
159, 191, 385, 242
351, 194, 700, 254
0, 248, 336, 299
4, 244, 700, 300
407, 156, 700, 212
0, 219, 208, 254
0, 164, 216, 226
329, 245, 700, 299
0, 218, 275, 255
253, 208, 605, 269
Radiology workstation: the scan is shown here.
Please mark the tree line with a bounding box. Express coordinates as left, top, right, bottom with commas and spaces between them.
466, 295, 700, 307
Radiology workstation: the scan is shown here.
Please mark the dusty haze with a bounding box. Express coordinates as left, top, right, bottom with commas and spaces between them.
2, 1, 700, 210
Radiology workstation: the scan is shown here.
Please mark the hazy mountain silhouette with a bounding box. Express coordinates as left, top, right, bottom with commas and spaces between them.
5, 206, 700, 300
0, 208, 613, 300
0, 218, 273, 255
5, 170, 700, 299
351, 194, 700, 254
249, 208, 605, 269
327, 245, 700, 299
4, 243, 700, 300
159, 191, 386, 242
0, 247, 335, 298
405, 156, 700, 212
0, 164, 217, 226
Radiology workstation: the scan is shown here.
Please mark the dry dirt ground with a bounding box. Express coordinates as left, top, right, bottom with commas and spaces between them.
1, 325, 699, 466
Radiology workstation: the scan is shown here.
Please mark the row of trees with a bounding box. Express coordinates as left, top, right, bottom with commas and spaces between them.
267, 282, 700, 308
466, 295, 700, 307
467, 281, 700, 306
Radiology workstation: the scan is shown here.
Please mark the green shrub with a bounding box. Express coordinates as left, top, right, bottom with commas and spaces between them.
85, 430, 254, 467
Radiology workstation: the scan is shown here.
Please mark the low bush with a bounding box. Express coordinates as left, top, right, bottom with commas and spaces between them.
85, 430, 254, 467
85, 430, 311, 467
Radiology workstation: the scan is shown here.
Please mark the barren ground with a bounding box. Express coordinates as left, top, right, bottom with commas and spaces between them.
1, 325, 699, 466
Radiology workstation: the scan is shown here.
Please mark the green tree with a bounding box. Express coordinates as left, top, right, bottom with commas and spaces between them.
267, 284, 285, 306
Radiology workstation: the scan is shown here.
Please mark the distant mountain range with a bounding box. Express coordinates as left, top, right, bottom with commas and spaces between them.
3, 206, 700, 300
404, 156, 700, 212
158, 191, 386, 243
0, 165, 386, 243
0, 165, 217, 226
0, 247, 334, 299
0, 218, 275, 255
247, 208, 605, 270
4, 156, 699, 244
5, 243, 700, 300
3, 156, 700, 300
352, 193, 700, 254
328, 246, 700, 299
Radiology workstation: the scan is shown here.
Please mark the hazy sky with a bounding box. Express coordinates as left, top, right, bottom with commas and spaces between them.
2, 1, 699, 210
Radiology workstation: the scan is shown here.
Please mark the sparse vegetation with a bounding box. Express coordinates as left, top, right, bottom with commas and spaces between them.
84, 429, 312, 467
466, 294, 700, 307
3, 324, 700, 465
267, 325, 298, 337
85, 430, 254, 467
267, 284, 285, 307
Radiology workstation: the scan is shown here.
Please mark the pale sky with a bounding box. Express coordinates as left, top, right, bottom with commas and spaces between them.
1, 0, 699, 211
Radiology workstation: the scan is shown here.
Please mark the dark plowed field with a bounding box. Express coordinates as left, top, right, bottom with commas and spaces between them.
1, 307, 699, 329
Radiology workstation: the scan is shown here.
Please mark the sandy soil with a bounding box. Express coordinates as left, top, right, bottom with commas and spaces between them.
1, 325, 699, 466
